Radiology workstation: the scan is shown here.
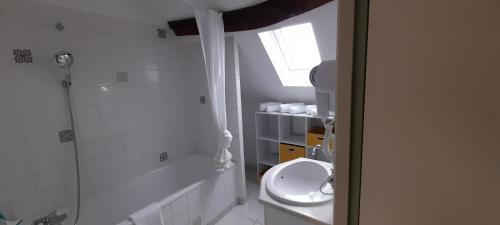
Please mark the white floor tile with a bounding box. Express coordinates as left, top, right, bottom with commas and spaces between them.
246, 179, 259, 192
215, 211, 255, 225
245, 179, 260, 201
257, 213, 265, 224
231, 197, 264, 221
214, 177, 266, 225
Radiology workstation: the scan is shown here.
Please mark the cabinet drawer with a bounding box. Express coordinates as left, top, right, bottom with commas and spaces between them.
307, 132, 333, 148
279, 144, 305, 163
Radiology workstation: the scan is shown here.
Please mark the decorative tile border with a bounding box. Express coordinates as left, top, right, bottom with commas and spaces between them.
12, 49, 33, 63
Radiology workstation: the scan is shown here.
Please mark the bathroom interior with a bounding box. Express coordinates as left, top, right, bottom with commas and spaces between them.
0, 0, 338, 225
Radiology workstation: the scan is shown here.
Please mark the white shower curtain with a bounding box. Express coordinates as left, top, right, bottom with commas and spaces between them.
195, 9, 233, 172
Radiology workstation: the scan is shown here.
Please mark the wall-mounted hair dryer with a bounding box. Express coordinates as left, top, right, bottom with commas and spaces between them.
309, 60, 336, 162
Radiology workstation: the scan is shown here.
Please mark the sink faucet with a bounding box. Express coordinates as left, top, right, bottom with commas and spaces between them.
32, 212, 67, 225
311, 145, 321, 159
312, 145, 335, 195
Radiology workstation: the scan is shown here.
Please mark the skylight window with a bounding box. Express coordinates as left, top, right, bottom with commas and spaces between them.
259, 23, 321, 86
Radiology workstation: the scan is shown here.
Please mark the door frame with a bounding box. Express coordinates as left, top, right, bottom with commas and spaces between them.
334, 0, 370, 224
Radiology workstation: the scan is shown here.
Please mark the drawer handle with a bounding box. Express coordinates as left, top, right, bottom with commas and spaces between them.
318, 137, 324, 140
288, 148, 295, 152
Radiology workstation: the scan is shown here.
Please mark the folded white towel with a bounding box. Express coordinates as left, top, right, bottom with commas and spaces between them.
306, 105, 317, 115
311, 108, 318, 116
279, 103, 305, 113
129, 203, 164, 225
310, 110, 335, 118
289, 105, 306, 114
265, 104, 280, 112
259, 102, 281, 111
117, 220, 133, 225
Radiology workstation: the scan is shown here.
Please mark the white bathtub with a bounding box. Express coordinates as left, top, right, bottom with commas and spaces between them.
78, 154, 237, 225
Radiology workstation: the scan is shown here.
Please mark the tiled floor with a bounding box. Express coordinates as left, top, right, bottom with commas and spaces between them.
215, 179, 265, 225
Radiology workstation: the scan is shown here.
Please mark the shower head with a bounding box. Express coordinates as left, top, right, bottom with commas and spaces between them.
54, 51, 74, 68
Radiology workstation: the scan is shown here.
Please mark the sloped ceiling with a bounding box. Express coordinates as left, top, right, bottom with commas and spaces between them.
234, 1, 337, 101
234, 1, 337, 165
29, 0, 265, 25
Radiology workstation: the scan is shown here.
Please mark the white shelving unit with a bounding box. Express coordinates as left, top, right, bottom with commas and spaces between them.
255, 112, 333, 181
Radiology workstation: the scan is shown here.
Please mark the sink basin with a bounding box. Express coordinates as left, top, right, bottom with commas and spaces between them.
266, 158, 333, 206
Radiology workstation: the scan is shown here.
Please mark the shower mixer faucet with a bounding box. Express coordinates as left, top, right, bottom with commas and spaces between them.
32, 212, 67, 225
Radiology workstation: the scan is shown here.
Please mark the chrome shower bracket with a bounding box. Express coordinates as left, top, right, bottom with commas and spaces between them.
61, 80, 72, 88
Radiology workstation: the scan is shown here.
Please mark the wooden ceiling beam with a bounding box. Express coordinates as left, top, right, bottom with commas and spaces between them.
168, 0, 333, 36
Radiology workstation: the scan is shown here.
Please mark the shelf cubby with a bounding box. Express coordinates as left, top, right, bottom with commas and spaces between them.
279, 115, 306, 146
257, 139, 279, 166
255, 113, 279, 141
306, 117, 324, 133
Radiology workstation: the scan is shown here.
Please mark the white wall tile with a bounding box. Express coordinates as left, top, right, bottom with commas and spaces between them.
80, 138, 106, 158
96, 85, 117, 104
21, 110, 53, 132
0, 89, 20, 115
82, 155, 109, 194
28, 2, 60, 29
30, 147, 63, 175
0, 154, 33, 182
117, 102, 137, 118
102, 119, 124, 137
25, 129, 58, 153
35, 171, 66, 211
0, 132, 27, 160
0, 0, 200, 220
1, 0, 32, 29
107, 160, 130, 187
75, 105, 100, 125
99, 102, 119, 120
59, 7, 85, 32
123, 132, 142, 149
126, 156, 144, 178
73, 86, 98, 107
104, 134, 125, 154
7, 178, 42, 218
77, 122, 103, 142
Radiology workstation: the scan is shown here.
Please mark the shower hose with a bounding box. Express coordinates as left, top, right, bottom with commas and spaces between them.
62, 69, 81, 225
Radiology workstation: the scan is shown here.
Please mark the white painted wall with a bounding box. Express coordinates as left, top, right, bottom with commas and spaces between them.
233, 1, 338, 166
0, 0, 197, 220
361, 0, 500, 224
